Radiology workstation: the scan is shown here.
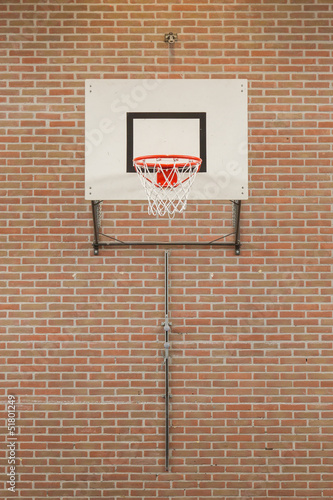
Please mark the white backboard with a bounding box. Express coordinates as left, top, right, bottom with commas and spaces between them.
85, 79, 248, 200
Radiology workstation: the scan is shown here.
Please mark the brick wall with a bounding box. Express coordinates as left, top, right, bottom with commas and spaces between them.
1, 0, 333, 499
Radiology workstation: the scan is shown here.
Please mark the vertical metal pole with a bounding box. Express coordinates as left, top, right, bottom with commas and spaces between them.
91, 201, 100, 255
164, 251, 170, 471
234, 200, 241, 255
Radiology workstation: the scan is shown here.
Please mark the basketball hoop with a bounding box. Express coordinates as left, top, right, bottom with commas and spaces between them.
133, 155, 202, 218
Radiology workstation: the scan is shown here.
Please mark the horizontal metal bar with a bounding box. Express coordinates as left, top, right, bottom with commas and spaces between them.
96, 241, 237, 247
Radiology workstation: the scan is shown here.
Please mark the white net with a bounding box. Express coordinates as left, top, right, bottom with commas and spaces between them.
133, 155, 202, 218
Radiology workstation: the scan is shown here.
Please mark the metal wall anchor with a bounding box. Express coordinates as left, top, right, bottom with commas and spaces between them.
164, 32, 178, 44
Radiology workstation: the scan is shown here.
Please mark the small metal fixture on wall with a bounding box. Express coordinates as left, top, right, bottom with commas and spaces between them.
164, 32, 178, 44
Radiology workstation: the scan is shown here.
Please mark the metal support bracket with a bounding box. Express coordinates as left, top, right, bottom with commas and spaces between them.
91, 200, 103, 255
232, 200, 242, 256
90, 200, 243, 256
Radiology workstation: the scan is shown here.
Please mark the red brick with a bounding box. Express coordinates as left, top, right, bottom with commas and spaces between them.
2, 1, 333, 498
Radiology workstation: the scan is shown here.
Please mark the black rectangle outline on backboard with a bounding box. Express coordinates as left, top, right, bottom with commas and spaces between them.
126, 112, 207, 173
